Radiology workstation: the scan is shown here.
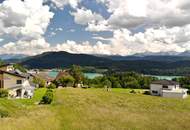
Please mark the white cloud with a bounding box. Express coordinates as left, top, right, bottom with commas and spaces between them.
92, 36, 111, 41
1, 0, 190, 56
0, 0, 54, 40
55, 40, 112, 55
47, 0, 81, 9
71, 7, 110, 32
51, 25, 190, 56
1, 24, 190, 56
55, 27, 63, 31
69, 29, 75, 32
71, 8, 104, 25
0, 0, 54, 55
1, 38, 50, 55
0, 38, 4, 42
97, 0, 190, 29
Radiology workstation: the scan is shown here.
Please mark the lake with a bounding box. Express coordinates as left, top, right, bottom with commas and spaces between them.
146, 75, 181, 80
48, 71, 59, 78
48, 71, 103, 79
84, 73, 103, 79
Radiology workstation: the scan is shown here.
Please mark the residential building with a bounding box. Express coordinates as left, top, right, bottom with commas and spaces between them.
150, 80, 188, 98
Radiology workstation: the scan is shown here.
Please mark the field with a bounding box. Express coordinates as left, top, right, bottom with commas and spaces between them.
0, 88, 190, 130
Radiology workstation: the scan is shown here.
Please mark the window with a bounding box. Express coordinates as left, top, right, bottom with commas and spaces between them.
152, 90, 158, 94
163, 85, 168, 89
16, 80, 22, 84
0, 80, 2, 88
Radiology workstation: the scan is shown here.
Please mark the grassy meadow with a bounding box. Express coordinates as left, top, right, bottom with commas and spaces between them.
0, 88, 190, 130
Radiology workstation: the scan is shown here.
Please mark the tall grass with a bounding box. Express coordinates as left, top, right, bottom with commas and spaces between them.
0, 88, 190, 130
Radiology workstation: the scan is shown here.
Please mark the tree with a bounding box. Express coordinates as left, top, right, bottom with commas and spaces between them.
13, 64, 27, 73
126, 80, 140, 89
0, 60, 4, 66
47, 83, 56, 89
112, 80, 122, 88
58, 75, 75, 87
103, 79, 112, 91
70, 65, 84, 87
33, 77, 46, 88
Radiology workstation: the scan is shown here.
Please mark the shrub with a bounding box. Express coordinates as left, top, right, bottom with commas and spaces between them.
187, 90, 190, 94
33, 77, 46, 88
47, 83, 56, 89
0, 109, 9, 118
130, 89, 136, 94
40, 89, 53, 104
143, 90, 150, 95
0, 89, 8, 98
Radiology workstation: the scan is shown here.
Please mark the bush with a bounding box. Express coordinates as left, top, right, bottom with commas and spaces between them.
0, 109, 9, 118
143, 90, 150, 95
0, 89, 8, 98
130, 89, 136, 94
47, 83, 56, 89
187, 90, 190, 94
33, 77, 46, 88
40, 89, 53, 104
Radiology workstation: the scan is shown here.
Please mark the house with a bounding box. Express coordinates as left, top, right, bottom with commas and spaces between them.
33, 73, 54, 86
0, 70, 34, 98
150, 80, 188, 98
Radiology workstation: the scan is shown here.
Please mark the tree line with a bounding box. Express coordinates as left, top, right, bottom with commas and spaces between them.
33, 65, 157, 89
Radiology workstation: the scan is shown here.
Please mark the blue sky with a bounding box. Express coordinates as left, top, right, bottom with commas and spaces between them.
0, 0, 190, 55
45, 2, 112, 45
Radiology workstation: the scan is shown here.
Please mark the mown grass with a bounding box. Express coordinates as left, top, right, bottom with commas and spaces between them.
0, 88, 190, 130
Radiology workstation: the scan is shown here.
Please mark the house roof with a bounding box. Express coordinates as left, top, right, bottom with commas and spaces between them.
34, 73, 54, 82
0, 70, 26, 78
151, 80, 179, 85
55, 70, 70, 81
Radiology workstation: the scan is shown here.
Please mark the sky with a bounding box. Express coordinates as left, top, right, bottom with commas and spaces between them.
0, 0, 190, 56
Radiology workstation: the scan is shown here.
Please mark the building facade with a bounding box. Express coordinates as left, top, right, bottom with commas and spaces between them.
150, 80, 188, 99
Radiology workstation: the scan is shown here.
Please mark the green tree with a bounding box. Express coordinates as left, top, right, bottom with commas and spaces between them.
58, 75, 75, 87
112, 80, 122, 88
47, 83, 56, 89
13, 64, 27, 73
103, 79, 112, 91
0, 60, 4, 66
70, 65, 84, 87
33, 77, 46, 88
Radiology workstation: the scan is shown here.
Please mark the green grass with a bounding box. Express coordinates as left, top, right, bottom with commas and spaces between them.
0, 88, 190, 130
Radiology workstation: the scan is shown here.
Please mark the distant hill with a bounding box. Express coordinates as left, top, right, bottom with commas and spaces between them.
19, 51, 190, 76
0, 54, 28, 60
21, 51, 112, 69
106, 55, 190, 62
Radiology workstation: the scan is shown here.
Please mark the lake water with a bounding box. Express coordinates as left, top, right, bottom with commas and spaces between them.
146, 75, 181, 80
48, 71, 180, 80
48, 71, 59, 78
48, 71, 103, 79
84, 73, 103, 79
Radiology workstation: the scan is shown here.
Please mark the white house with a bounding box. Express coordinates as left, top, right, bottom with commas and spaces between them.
150, 80, 188, 99
0, 67, 35, 99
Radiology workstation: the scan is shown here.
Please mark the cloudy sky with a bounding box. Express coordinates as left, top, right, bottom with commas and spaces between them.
0, 0, 190, 56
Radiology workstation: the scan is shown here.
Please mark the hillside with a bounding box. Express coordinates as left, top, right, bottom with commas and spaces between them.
0, 88, 190, 130
21, 51, 112, 69
20, 51, 190, 75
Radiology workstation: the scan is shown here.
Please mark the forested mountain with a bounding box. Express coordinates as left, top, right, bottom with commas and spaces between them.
19, 51, 190, 76
21, 51, 112, 69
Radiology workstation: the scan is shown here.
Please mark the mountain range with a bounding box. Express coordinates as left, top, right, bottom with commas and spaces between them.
2, 51, 190, 76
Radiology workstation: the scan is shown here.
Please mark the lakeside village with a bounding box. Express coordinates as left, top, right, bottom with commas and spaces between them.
0, 63, 188, 99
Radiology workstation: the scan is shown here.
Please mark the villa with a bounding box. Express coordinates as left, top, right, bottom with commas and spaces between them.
0, 64, 35, 98
150, 80, 188, 98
